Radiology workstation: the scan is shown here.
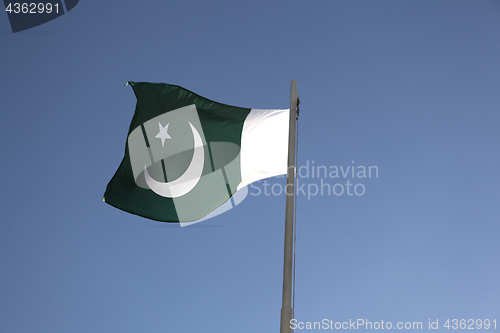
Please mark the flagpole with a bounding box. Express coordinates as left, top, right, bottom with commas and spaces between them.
280, 80, 298, 333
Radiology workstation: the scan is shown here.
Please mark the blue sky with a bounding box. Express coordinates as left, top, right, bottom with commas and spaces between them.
1, 1, 499, 332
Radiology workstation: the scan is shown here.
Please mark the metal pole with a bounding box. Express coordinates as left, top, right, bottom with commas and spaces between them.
280, 80, 298, 333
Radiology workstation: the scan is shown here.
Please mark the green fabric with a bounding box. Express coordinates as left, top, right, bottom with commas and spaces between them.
104, 82, 251, 222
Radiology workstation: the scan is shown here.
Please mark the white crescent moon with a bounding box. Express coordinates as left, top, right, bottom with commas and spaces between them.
144, 122, 204, 198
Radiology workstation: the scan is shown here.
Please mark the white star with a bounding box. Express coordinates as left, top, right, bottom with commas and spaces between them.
155, 122, 171, 147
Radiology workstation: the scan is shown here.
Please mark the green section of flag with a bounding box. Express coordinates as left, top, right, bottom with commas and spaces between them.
103, 82, 251, 223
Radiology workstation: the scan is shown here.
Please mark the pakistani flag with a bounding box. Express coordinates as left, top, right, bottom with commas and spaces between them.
104, 82, 289, 223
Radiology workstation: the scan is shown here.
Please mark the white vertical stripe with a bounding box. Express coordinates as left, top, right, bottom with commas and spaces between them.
238, 108, 290, 190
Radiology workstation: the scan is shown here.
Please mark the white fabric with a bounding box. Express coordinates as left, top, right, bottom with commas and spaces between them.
238, 108, 290, 190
